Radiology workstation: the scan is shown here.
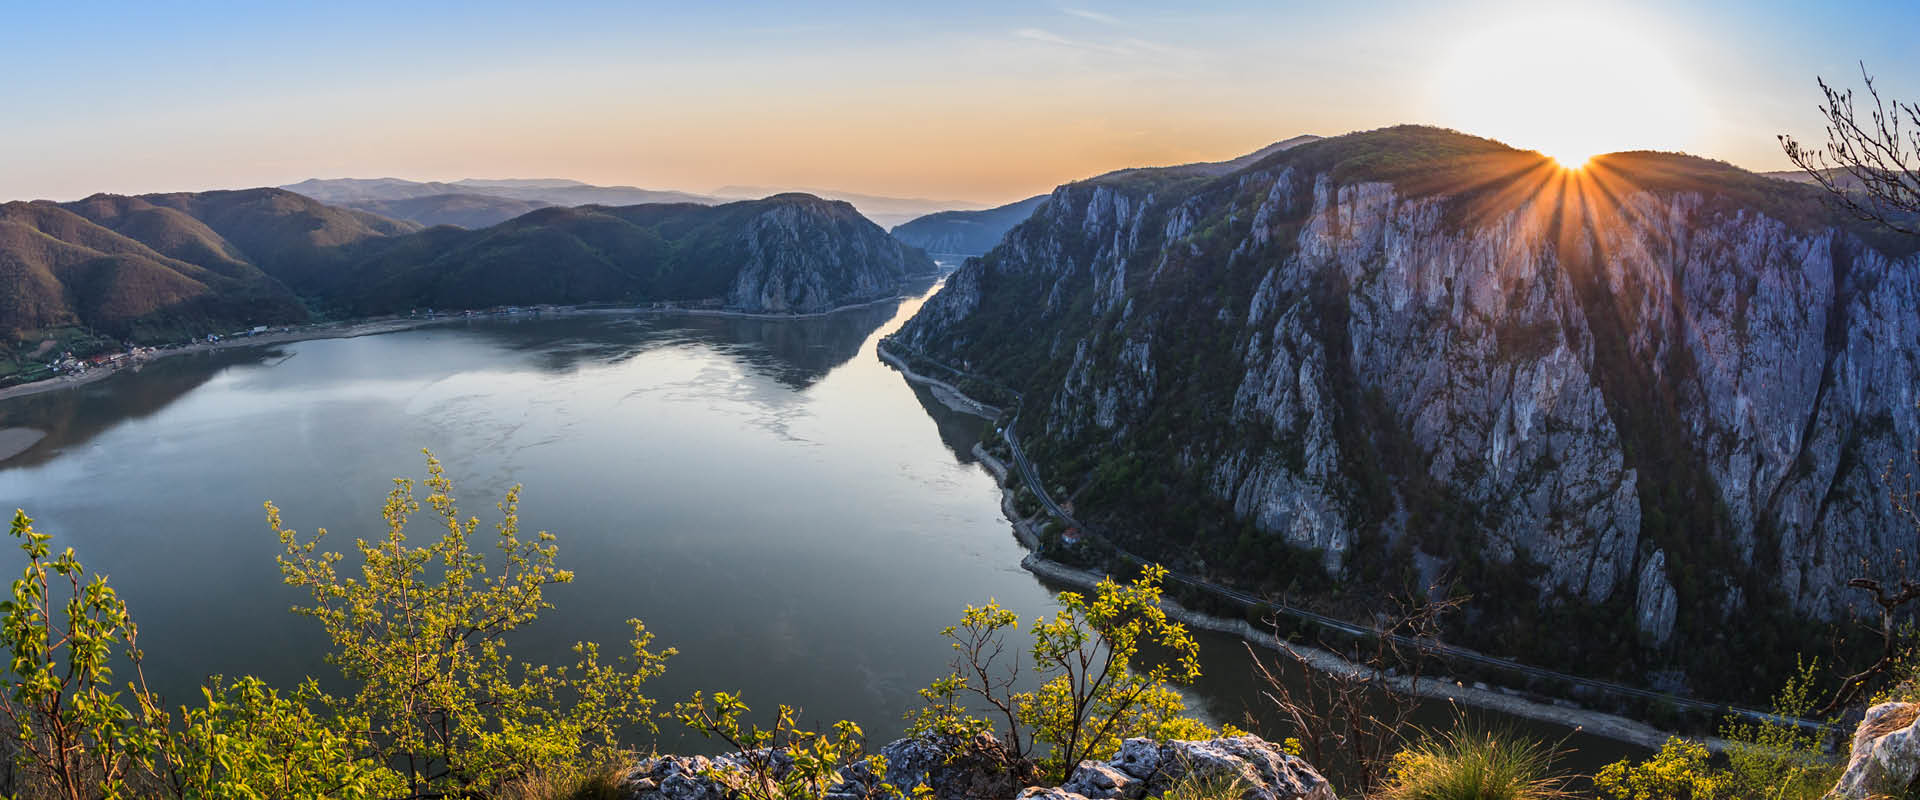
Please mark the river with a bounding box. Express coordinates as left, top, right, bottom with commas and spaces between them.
0, 280, 1639, 778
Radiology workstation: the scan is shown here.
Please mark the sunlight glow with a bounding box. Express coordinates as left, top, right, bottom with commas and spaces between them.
1552, 153, 1591, 171
1425, 9, 1702, 169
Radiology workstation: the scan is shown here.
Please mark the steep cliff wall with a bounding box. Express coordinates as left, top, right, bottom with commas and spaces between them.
889, 126, 1920, 697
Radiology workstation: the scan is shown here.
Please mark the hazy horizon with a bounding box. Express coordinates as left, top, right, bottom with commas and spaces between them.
5, 0, 1917, 205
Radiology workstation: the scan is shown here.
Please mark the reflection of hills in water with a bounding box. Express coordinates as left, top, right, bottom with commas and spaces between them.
0, 301, 912, 469
468, 301, 905, 390
0, 349, 274, 469
904, 381, 987, 467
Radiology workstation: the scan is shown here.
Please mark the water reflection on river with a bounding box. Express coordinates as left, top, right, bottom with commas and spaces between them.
0, 282, 1637, 773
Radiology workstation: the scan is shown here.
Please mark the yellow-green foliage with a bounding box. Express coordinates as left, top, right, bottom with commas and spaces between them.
1594, 738, 1727, 800
0, 455, 677, 800
1378, 728, 1566, 800
911, 565, 1214, 782
1596, 660, 1839, 800
1, 509, 154, 798
271, 452, 674, 797
1717, 659, 1839, 800
142, 676, 397, 799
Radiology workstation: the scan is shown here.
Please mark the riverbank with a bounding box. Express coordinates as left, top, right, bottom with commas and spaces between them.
875, 346, 1003, 418
0, 428, 47, 462
885, 348, 1711, 752
0, 317, 439, 405
0, 293, 923, 406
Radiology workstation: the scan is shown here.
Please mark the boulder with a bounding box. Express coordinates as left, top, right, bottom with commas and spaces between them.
1830, 702, 1920, 799
1029, 736, 1333, 800
624, 752, 782, 800
622, 734, 1331, 800
1059, 761, 1144, 800
874, 732, 1036, 800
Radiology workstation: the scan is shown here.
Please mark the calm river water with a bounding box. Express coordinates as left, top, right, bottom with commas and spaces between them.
0, 280, 1635, 772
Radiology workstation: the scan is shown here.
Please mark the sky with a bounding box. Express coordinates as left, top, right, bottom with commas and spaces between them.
4, 0, 1917, 205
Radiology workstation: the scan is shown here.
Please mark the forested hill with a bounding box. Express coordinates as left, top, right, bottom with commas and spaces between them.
344, 194, 936, 314
0, 189, 935, 373
890, 195, 1050, 257
887, 124, 1920, 702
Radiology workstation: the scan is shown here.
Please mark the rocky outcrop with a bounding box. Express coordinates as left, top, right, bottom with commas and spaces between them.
1829, 702, 1920, 799
1634, 550, 1678, 647
888, 126, 1920, 691
730, 195, 936, 313
1040, 737, 1335, 800
870, 732, 1036, 800
617, 735, 1330, 800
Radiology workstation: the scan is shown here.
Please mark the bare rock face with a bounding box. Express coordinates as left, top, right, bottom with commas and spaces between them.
622, 751, 788, 800
889, 130, 1920, 675
621, 735, 1332, 800
728, 197, 937, 314
1829, 702, 1920, 799
1635, 549, 1679, 647
1028, 737, 1334, 800
874, 732, 1036, 800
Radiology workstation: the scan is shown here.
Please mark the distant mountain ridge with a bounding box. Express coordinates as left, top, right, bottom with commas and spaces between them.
889, 195, 1050, 256
284, 178, 993, 231
711, 186, 990, 229
0, 188, 936, 373
282, 178, 713, 229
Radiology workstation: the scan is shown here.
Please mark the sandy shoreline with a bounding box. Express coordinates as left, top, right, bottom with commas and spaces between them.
881, 349, 1704, 751
0, 428, 47, 462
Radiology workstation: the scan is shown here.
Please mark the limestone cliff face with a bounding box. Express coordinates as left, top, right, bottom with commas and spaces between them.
728, 196, 936, 314
888, 127, 1920, 686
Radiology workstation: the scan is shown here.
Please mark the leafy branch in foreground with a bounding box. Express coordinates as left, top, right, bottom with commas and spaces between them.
911, 564, 1216, 783
0, 509, 159, 800
271, 451, 675, 798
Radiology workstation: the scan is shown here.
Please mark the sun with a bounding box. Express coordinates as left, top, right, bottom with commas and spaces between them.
1551, 152, 1592, 171
1424, 9, 1701, 167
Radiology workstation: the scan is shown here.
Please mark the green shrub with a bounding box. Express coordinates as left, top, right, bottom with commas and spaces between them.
1718, 659, 1839, 800
1596, 660, 1840, 800
911, 565, 1217, 782
271, 452, 675, 797
1593, 738, 1726, 800
1379, 728, 1567, 800
1, 509, 159, 798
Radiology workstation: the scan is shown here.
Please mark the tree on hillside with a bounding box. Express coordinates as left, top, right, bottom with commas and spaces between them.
1779, 63, 1920, 237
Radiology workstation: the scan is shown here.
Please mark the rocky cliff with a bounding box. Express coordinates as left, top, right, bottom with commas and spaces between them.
888, 126, 1920, 699
623, 734, 1331, 800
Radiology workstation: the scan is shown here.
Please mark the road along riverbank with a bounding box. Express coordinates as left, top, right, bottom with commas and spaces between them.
881, 341, 1737, 752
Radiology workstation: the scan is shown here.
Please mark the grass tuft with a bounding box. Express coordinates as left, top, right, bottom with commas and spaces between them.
492, 757, 635, 800
1377, 728, 1568, 800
